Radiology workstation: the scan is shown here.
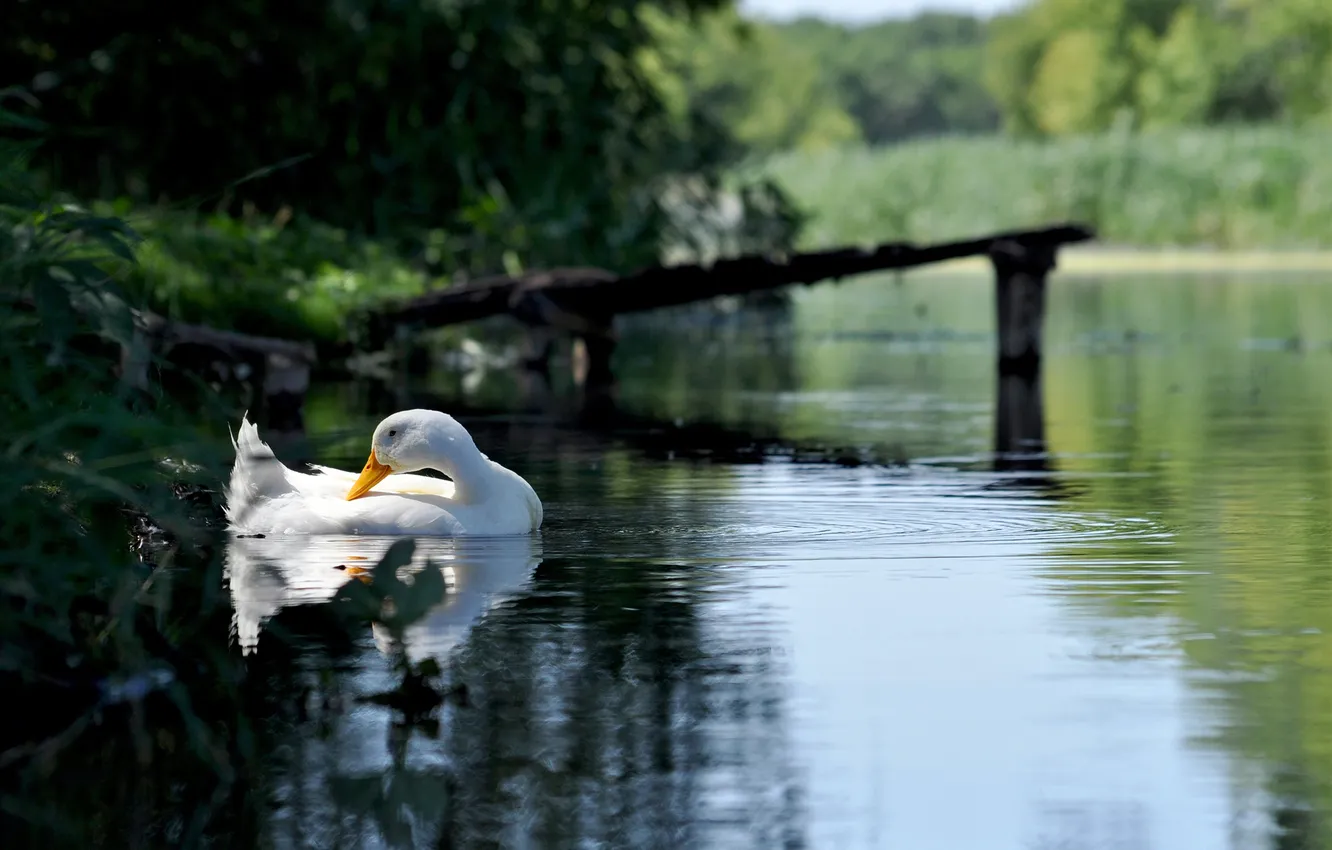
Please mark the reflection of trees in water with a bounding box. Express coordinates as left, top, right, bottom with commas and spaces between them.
1024, 767, 1321, 850
1039, 544, 1332, 846
5, 697, 264, 849
613, 302, 799, 423
245, 557, 805, 848
1029, 276, 1332, 850
1195, 683, 1330, 850
1265, 765, 1324, 850
1036, 546, 1332, 850
437, 558, 804, 848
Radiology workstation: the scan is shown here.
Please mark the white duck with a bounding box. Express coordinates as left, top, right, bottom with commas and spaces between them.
224, 409, 543, 536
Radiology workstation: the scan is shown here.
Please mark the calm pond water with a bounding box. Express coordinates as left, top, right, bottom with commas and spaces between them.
225, 269, 1330, 849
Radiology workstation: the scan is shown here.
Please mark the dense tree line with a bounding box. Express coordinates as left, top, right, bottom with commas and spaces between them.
776, 13, 998, 145
677, 0, 1332, 151
663, 11, 995, 151
987, 0, 1332, 135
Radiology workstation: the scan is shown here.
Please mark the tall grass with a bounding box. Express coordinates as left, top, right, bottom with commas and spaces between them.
755, 125, 1332, 250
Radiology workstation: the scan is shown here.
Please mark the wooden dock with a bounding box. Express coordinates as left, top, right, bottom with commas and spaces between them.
364, 223, 1094, 383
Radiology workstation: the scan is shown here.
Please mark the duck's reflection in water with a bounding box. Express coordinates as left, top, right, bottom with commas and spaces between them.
224, 532, 543, 662
224, 533, 806, 848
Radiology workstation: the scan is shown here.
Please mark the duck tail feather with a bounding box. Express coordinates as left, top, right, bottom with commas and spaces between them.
224, 413, 293, 527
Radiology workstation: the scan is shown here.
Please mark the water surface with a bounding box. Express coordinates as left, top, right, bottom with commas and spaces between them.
237, 270, 1332, 848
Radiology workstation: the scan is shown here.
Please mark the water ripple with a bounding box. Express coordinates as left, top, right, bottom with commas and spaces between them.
551, 473, 1169, 557
726, 497, 1163, 548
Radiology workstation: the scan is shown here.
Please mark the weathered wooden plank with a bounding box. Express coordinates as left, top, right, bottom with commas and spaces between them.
120, 309, 316, 413
131, 310, 317, 363
366, 224, 1095, 341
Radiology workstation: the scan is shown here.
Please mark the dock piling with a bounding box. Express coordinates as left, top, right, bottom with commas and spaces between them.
994, 372, 1046, 469
989, 238, 1056, 376
576, 320, 617, 390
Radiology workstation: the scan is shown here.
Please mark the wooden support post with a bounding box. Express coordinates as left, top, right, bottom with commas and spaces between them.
119, 322, 159, 393
571, 317, 618, 423
520, 326, 555, 376
510, 288, 618, 388
989, 239, 1056, 376
994, 372, 1047, 471
261, 351, 311, 432
578, 327, 616, 389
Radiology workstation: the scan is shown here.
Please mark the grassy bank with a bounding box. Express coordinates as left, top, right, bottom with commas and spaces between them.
756, 125, 1332, 251
108, 206, 435, 348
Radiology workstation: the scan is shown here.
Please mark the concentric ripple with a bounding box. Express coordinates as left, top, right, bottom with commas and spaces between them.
546, 469, 1168, 560
724, 495, 1162, 548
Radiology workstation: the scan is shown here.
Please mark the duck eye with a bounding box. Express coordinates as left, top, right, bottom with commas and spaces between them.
388, 429, 397, 437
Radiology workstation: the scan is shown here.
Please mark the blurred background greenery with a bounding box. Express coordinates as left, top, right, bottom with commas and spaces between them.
5, 0, 1332, 843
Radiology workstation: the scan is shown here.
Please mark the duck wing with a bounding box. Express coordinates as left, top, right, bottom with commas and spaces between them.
304, 464, 457, 499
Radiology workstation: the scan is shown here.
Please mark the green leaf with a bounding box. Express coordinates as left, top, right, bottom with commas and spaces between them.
0, 107, 47, 132
385, 560, 446, 630
45, 213, 142, 263
371, 538, 417, 589
334, 575, 384, 620
60, 259, 112, 286
70, 287, 136, 347
86, 229, 139, 264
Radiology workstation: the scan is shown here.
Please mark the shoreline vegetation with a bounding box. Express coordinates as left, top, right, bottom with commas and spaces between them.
5, 0, 1332, 840
758, 127, 1332, 255
84, 120, 1332, 347
108, 122, 1332, 339
10, 0, 1332, 346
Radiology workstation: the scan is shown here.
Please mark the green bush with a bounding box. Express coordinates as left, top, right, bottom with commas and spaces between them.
118, 206, 435, 347
0, 123, 246, 800
0, 134, 451, 844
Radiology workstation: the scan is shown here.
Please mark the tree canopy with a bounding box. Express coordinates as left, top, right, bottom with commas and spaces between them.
667, 12, 998, 150
2, 0, 762, 274
986, 0, 1332, 135
669, 0, 1332, 149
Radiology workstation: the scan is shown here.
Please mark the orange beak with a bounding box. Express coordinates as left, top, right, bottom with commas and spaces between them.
346, 450, 393, 501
